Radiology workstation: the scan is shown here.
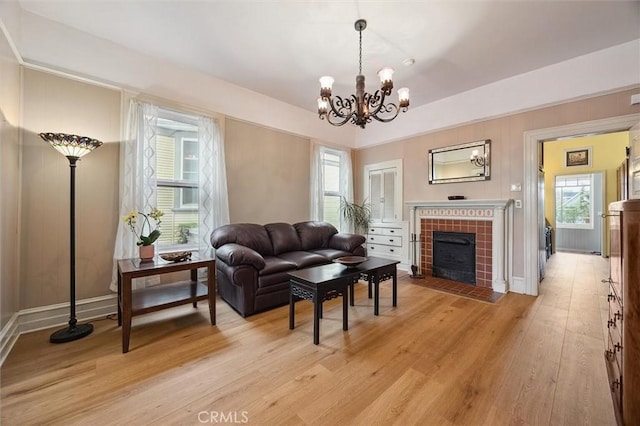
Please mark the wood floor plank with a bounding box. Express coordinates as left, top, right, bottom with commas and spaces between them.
0, 252, 616, 425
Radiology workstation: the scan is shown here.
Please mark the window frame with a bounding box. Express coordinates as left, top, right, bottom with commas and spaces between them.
555, 173, 594, 230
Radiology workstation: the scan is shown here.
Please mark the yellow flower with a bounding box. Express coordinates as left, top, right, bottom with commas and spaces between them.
122, 208, 164, 246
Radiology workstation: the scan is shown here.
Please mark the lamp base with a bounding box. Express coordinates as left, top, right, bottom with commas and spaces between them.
49, 323, 93, 343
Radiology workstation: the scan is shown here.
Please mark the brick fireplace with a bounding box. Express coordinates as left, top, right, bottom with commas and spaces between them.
407, 200, 514, 293
422, 219, 492, 288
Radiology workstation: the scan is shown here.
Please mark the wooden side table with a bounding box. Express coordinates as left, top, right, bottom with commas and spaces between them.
117, 250, 216, 353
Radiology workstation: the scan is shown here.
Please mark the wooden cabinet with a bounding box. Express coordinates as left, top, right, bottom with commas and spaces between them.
605, 199, 640, 425
366, 222, 409, 270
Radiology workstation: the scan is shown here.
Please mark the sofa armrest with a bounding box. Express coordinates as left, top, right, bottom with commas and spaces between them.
329, 233, 366, 252
215, 243, 265, 270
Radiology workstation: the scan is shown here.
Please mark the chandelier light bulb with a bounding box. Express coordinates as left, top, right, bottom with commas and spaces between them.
317, 97, 328, 115
319, 76, 334, 98
378, 67, 394, 84
398, 87, 410, 108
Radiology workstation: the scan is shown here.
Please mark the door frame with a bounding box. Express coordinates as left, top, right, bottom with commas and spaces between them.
523, 113, 639, 296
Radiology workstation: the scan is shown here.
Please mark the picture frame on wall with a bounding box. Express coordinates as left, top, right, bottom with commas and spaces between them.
564, 146, 592, 168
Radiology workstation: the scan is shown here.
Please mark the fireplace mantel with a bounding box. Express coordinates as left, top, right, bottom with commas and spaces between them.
406, 199, 514, 293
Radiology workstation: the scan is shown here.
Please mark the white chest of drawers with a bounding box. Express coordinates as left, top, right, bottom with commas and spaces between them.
366, 222, 409, 271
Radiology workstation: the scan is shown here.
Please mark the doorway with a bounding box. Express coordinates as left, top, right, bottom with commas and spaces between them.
523, 114, 639, 296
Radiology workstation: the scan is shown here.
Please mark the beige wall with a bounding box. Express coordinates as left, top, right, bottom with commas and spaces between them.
0, 29, 22, 327
20, 69, 121, 309
354, 88, 640, 279
225, 118, 310, 224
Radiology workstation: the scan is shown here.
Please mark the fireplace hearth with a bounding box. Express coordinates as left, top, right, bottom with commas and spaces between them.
432, 231, 476, 284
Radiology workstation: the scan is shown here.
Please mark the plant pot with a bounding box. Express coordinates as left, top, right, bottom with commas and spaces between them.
139, 245, 155, 261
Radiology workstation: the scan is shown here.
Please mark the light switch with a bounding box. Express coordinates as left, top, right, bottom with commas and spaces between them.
515, 200, 522, 208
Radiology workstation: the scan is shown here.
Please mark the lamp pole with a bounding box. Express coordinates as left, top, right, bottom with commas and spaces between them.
40, 133, 102, 343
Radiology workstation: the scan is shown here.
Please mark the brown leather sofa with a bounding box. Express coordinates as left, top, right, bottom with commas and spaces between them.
210, 221, 365, 317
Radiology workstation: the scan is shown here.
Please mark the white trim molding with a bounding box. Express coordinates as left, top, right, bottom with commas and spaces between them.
406, 199, 514, 293
523, 113, 640, 297
0, 294, 117, 367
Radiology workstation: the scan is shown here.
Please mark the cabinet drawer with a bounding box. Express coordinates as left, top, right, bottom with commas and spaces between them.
366, 243, 401, 257
366, 235, 402, 247
605, 342, 623, 415
608, 298, 623, 333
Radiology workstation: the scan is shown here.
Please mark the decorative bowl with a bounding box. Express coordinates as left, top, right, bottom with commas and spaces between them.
333, 256, 368, 268
160, 251, 192, 262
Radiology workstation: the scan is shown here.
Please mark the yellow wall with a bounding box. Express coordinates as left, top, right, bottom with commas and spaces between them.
542, 132, 629, 255
543, 132, 629, 232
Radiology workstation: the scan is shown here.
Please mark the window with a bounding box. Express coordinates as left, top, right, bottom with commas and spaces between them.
155, 110, 200, 251
321, 149, 342, 229
555, 173, 594, 229
364, 159, 403, 223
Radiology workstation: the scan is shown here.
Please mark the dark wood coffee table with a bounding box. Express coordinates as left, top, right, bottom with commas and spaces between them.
288, 256, 400, 345
350, 256, 400, 315
117, 250, 216, 353
288, 263, 359, 345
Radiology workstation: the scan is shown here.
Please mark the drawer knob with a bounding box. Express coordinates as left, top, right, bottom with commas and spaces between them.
608, 294, 615, 302
614, 343, 623, 352
389, 239, 394, 243
614, 312, 623, 321
611, 379, 621, 391
608, 319, 616, 328
605, 349, 615, 359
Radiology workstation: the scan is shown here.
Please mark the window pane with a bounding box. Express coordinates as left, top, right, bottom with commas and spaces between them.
555, 174, 592, 228
323, 195, 340, 230
156, 110, 200, 251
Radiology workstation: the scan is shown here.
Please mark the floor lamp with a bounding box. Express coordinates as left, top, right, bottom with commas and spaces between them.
40, 132, 103, 343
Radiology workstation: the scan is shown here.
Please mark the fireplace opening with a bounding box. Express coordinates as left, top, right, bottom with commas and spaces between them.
432, 231, 476, 285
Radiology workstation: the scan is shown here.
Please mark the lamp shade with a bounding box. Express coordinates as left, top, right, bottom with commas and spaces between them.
39, 132, 103, 158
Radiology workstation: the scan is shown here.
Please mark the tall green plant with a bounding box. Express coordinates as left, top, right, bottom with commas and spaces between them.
339, 196, 371, 235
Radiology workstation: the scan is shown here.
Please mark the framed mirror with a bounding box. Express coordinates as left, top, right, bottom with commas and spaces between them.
428, 139, 491, 184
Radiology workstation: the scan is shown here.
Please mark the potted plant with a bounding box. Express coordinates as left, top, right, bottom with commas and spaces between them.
123, 207, 164, 260
339, 196, 371, 235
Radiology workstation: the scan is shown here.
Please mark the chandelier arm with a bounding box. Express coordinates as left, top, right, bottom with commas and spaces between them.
323, 96, 355, 126
371, 103, 402, 123
364, 90, 389, 118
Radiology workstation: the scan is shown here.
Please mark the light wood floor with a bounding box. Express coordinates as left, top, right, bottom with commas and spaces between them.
1, 252, 616, 425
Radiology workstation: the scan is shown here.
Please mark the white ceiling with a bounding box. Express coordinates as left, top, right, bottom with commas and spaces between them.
15, 0, 640, 115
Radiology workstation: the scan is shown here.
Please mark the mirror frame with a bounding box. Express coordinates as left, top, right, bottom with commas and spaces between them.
428, 139, 491, 184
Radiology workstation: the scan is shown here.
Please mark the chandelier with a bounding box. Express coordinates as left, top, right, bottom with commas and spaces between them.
317, 19, 410, 129
470, 149, 486, 167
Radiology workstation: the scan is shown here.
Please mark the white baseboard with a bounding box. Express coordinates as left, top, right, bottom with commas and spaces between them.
510, 276, 526, 294
0, 294, 117, 367
0, 313, 20, 366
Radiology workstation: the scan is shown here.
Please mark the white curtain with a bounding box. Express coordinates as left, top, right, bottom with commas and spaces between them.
338, 148, 354, 233
310, 141, 354, 232
310, 141, 324, 221
197, 115, 230, 248
110, 100, 158, 291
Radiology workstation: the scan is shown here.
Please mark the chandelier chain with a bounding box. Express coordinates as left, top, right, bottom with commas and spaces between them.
358, 28, 362, 75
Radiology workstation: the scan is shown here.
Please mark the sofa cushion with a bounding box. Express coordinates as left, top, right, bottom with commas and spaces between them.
309, 248, 354, 261
277, 251, 329, 269
215, 243, 265, 270
329, 233, 366, 252
265, 222, 302, 255
294, 221, 338, 251
259, 256, 297, 276
211, 223, 274, 256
